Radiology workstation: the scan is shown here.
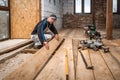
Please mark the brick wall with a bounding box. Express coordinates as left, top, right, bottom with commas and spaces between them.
63, 0, 120, 29
63, 14, 93, 28
93, 0, 106, 29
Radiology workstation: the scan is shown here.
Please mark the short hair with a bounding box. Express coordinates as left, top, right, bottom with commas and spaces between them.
49, 14, 57, 20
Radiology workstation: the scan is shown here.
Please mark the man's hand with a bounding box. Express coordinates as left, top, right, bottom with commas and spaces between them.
54, 34, 59, 41
43, 42, 49, 50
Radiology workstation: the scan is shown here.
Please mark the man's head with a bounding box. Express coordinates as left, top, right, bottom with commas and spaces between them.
47, 14, 57, 24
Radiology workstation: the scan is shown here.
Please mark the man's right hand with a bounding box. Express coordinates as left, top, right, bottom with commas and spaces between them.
43, 42, 49, 50
54, 34, 59, 41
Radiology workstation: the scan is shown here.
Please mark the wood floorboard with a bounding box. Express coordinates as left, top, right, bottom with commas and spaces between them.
89, 50, 114, 80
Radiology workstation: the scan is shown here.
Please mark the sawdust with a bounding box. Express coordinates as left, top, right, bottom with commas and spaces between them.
0, 53, 33, 80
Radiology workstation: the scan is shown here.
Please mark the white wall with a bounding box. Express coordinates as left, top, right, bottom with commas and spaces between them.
63, 0, 74, 14
41, 0, 63, 31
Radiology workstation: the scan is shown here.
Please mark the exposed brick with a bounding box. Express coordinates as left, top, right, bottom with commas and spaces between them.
63, 0, 120, 29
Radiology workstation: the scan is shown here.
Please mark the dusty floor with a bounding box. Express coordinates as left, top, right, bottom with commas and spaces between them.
0, 53, 33, 80
0, 39, 34, 79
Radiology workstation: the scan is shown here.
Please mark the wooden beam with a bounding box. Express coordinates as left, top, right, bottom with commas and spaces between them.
79, 50, 93, 69
3, 37, 64, 80
63, 39, 75, 80
0, 40, 33, 55
106, 0, 113, 39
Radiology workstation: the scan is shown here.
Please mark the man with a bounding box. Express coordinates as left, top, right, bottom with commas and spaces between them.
31, 14, 59, 50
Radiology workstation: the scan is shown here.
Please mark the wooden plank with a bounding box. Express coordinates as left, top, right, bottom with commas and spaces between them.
59, 28, 77, 80
0, 40, 33, 55
76, 50, 94, 80
3, 37, 64, 80
103, 39, 120, 47
109, 47, 120, 63
79, 50, 93, 69
100, 50, 120, 80
106, 0, 113, 39
20, 48, 38, 54
103, 39, 120, 63
89, 50, 114, 80
63, 39, 75, 80
35, 41, 66, 80
72, 39, 79, 79
111, 39, 120, 47
72, 37, 94, 80
0, 43, 33, 64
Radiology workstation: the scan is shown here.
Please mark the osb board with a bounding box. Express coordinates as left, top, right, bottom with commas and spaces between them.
10, 0, 41, 38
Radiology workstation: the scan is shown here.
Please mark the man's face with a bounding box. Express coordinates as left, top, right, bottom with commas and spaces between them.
48, 17, 56, 24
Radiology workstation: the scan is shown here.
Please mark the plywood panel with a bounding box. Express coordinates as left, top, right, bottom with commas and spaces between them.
10, 0, 41, 38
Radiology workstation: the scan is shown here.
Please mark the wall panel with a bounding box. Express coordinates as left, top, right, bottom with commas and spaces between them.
10, 0, 40, 38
